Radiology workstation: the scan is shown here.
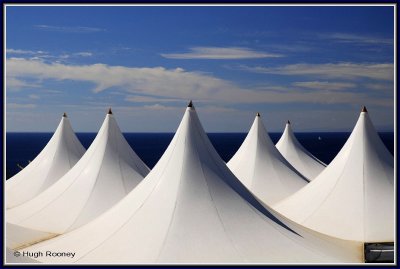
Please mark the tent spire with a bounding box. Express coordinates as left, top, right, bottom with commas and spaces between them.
287, 120, 291, 125
187, 100, 193, 108
107, 107, 113, 115
362, 106, 368, 113
63, 112, 67, 118
256, 112, 261, 117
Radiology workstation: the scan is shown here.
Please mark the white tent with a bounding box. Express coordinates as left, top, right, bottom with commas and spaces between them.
22, 102, 362, 264
6, 113, 85, 209
227, 113, 309, 206
7, 109, 150, 249
276, 121, 326, 180
274, 107, 394, 242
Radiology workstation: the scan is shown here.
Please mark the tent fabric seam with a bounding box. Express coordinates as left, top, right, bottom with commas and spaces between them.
155, 132, 187, 261
75, 123, 183, 262
301, 136, 358, 226
117, 151, 129, 194
195, 130, 248, 263
66, 127, 110, 232
11, 119, 108, 228
40, 126, 68, 194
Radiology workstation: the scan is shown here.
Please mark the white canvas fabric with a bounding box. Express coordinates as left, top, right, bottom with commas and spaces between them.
276, 121, 326, 180
22, 103, 362, 264
6, 114, 85, 209
7, 110, 150, 249
274, 108, 394, 242
227, 114, 309, 206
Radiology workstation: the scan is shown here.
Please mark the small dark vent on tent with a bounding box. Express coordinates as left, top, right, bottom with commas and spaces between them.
287, 120, 291, 125
63, 112, 67, 118
187, 100, 193, 108
107, 108, 113, 115
362, 106, 368, 113
256, 112, 261, 117
364, 242, 394, 263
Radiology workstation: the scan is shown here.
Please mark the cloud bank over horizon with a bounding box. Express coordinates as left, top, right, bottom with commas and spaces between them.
5, 6, 394, 132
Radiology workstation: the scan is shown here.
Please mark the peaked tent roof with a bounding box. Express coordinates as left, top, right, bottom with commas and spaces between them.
227, 114, 309, 206
276, 121, 326, 180
274, 108, 394, 242
6, 114, 86, 209
7, 111, 150, 249
23, 103, 362, 263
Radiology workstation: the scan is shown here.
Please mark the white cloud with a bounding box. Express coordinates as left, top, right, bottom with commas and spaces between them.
6, 77, 40, 89
320, 33, 393, 45
161, 47, 282, 60
7, 48, 94, 64
7, 49, 46, 55
220, 87, 393, 107
239, 62, 394, 81
7, 103, 37, 109
258, 106, 394, 132
41, 89, 62, 94
74, 52, 93, 57
125, 96, 183, 103
261, 44, 314, 53
6, 58, 237, 99
142, 104, 180, 111
6, 58, 393, 108
199, 105, 239, 114
292, 81, 356, 91
364, 83, 392, 91
28, 94, 40, 99
6, 102, 393, 132
34, 25, 105, 33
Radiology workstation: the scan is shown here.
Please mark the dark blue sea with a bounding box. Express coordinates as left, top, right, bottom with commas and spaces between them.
6, 132, 394, 180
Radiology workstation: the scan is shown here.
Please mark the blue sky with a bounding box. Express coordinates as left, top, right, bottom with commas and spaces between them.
6, 5, 394, 132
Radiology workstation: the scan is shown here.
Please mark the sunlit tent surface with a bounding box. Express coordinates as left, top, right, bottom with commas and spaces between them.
274, 107, 394, 242
22, 103, 362, 264
7, 109, 150, 249
227, 113, 308, 206
6, 113, 85, 209
276, 121, 326, 180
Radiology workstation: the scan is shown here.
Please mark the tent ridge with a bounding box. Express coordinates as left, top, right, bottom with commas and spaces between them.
6, 115, 85, 209
155, 132, 189, 261
117, 151, 130, 194
195, 140, 247, 262
302, 143, 356, 224
67, 128, 111, 231
276, 109, 393, 242
276, 120, 326, 180
7, 113, 150, 249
